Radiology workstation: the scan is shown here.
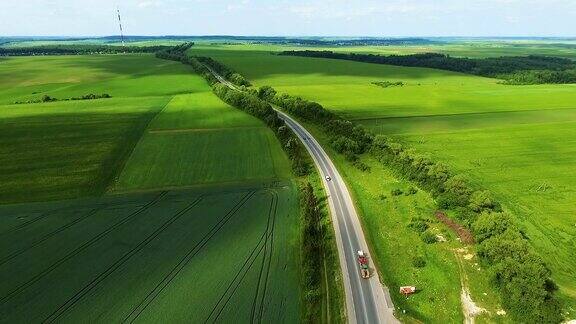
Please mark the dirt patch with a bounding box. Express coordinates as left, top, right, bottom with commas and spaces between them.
435, 211, 475, 244
462, 288, 487, 321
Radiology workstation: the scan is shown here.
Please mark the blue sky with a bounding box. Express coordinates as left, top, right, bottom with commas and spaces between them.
1, 0, 575, 37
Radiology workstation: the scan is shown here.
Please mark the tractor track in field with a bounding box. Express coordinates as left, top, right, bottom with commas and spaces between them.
206, 231, 268, 323
42, 196, 205, 323
209, 191, 278, 324
0, 208, 103, 266
205, 197, 274, 324
252, 191, 278, 324
123, 191, 256, 323
0, 200, 145, 237
0, 191, 168, 304
0, 211, 56, 236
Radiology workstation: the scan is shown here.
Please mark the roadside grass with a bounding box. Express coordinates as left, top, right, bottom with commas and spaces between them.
0, 185, 301, 323
191, 44, 576, 317
114, 92, 291, 192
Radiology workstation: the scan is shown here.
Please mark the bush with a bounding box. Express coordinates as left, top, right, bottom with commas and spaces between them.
421, 230, 437, 244
412, 256, 427, 268
352, 160, 371, 172
406, 187, 418, 195
408, 218, 429, 233
391, 188, 403, 196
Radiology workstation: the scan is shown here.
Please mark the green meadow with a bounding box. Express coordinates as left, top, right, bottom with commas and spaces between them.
0, 54, 301, 321
190, 44, 576, 316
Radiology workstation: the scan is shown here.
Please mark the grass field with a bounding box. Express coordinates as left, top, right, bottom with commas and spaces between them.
0, 53, 302, 321
190, 44, 576, 317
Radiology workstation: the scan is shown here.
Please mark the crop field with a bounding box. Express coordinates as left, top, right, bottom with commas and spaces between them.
114, 91, 291, 191
0, 185, 300, 323
190, 44, 576, 314
0, 53, 301, 321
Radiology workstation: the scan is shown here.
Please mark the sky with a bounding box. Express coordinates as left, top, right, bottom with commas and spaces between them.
1, 0, 575, 37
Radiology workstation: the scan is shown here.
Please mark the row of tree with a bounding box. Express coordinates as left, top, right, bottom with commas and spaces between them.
280, 50, 576, 84
300, 182, 327, 321
0, 45, 173, 56
271, 92, 373, 165
503, 69, 576, 85
13, 93, 111, 105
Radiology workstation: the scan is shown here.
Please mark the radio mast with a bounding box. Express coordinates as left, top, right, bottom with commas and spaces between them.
116, 7, 126, 47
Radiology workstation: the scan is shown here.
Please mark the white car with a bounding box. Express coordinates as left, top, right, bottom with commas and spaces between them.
325, 176, 332, 181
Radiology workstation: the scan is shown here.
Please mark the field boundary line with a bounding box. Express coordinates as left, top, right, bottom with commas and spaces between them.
0, 191, 168, 304
0, 208, 103, 266
42, 196, 205, 323
0, 211, 54, 236
105, 96, 174, 194
123, 191, 256, 323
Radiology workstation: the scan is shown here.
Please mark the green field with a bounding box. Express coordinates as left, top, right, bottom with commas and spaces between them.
115, 91, 290, 191
0, 185, 300, 323
0, 53, 302, 321
190, 43, 576, 317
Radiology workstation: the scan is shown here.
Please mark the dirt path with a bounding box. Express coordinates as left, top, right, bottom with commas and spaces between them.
454, 248, 486, 324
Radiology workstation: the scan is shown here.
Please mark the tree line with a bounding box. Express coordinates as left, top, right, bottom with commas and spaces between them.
300, 182, 328, 321
0, 44, 173, 56
280, 50, 576, 85
13, 93, 111, 105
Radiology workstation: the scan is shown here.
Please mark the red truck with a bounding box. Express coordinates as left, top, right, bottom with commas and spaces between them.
357, 250, 370, 279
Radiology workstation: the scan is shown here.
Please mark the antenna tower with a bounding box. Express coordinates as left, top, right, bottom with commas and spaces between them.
117, 7, 126, 47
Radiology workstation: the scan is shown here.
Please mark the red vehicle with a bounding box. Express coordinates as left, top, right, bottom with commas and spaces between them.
357, 250, 370, 279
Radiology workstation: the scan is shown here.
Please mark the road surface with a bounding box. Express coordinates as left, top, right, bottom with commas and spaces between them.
205, 64, 399, 324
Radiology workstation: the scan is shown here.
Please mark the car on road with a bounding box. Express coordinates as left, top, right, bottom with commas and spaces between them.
325, 176, 332, 181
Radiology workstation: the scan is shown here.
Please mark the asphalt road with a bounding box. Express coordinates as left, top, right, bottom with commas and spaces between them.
206, 64, 398, 323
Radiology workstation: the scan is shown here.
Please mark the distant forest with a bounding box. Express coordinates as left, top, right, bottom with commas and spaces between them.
280, 50, 576, 84
0, 44, 173, 56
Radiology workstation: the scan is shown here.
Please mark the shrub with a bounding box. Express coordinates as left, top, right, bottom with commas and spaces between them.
406, 187, 418, 195
421, 230, 437, 244
412, 256, 427, 268
391, 188, 403, 196
408, 218, 429, 233
352, 160, 371, 172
